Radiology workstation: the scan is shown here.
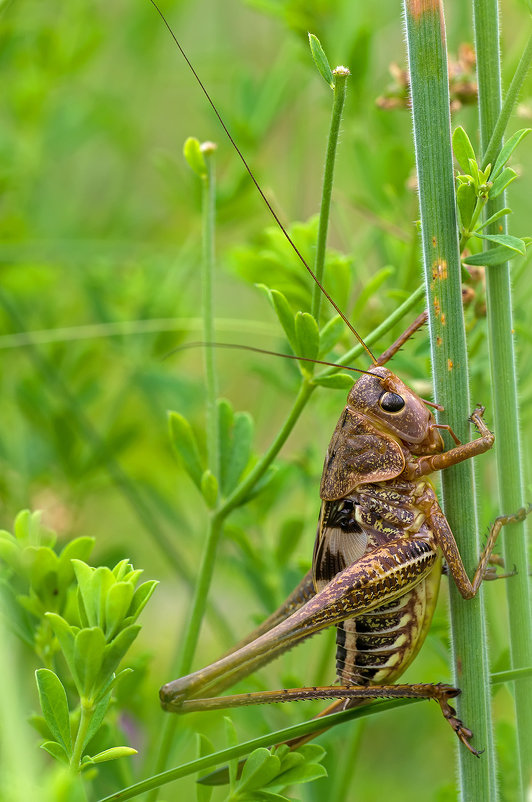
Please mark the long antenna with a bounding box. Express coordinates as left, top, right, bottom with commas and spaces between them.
148, 0, 377, 366
165, 341, 377, 377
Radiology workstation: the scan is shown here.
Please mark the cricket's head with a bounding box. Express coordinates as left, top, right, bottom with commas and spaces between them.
347, 366, 444, 452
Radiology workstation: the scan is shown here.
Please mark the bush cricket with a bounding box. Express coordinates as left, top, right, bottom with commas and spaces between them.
152, 0, 530, 761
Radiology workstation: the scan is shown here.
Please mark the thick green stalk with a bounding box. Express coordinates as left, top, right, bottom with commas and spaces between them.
473, 2, 532, 795
311, 69, 349, 322
403, 2, 496, 800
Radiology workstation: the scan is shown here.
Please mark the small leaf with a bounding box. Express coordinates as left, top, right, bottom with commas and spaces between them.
224, 412, 254, 494
90, 746, 137, 764
57, 537, 95, 588
452, 126, 476, 173
456, 181, 477, 231
467, 157, 480, 187
99, 624, 140, 681
312, 373, 354, 390
45, 613, 77, 679
475, 233, 525, 255
128, 580, 158, 621
82, 692, 112, 750
35, 669, 72, 755
104, 581, 135, 639
270, 290, 297, 351
463, 244, 525, 266
489, 167, 517, 199
74, 627, 106, 696
201, 469, 219, 508
295, 311, 319, 368
168, 411, 204, 490
196, 733, 215, 802
476, 207, 512, 232
308, 33, 334, 88
183, 137, 207, 178
318, 314, 344, 356
238, 748, 281, 792
491, 128, 531, 179
40, 740, 69, 764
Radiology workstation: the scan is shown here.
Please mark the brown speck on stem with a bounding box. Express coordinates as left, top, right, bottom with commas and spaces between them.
432, 259, 448, 280
433, 296, 441, 317
441, 313, 446, 325
432, 236, 437, 247
447, 359, 454, 370
408, 0, 442, 21
436, 336, 443, 346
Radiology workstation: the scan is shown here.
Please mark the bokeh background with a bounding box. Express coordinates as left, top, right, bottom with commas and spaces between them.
1, 0, 531, 799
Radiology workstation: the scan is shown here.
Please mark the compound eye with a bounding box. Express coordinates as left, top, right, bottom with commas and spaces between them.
379, 391, 405, 413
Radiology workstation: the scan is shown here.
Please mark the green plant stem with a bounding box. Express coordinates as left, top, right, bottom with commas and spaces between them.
311, 69, 349, 323
201, 146, 219, 477
473, 2, 532, 795
403, 2, 496, 800
98, 698, 419, 801
481, 29, 532, 170
70, 700, 93, 773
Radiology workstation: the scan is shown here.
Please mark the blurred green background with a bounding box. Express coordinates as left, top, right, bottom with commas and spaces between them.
0, 0, 531, 799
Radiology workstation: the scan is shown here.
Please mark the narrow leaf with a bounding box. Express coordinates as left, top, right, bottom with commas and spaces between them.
35, 669, 71, 755
456, 181, 476, 231
308, 33, 334, 88
318, 314, 344, 356
224, 412, 254, 494
270, 290, 297, 352
168, 412, 204, 490
452, 126, 476, 173
40, 740, 69, 764
90, 746, 137, 764
476, 207, 512, 232
295, 312, 319, 364
183, 137, 207, 179
74, 627, 106, 696
463, 245, 525, 266
475, 233, 525, 255
491, 128, 531, 179
201, 469, 219, 509
489, 167, 517, 199
313, 373, 354, 390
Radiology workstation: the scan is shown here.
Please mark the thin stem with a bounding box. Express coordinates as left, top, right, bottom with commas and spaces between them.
403, 2, 496, 799
201, 146, 220, 477
473, 2, 532, 795
481, 28, 532, 170
98, 698, 419, 801
70, 700, 93, 773
311, 69, 349, 323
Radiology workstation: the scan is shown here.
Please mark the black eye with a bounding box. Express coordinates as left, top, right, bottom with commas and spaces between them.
379, 392, 405, 412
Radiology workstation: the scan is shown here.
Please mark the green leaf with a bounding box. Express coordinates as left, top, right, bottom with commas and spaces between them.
201, 469, 219, 508
489, 167, 517, 199
308, 33, 334, 88
312, 373, 354, 390
318, 314, 344, 356
35, 669, 72, 755
104, 581, 135, 639
40, 740, 69, 764
183, 137, 207, 179
295, 311, 319, 370
476, 207, 512, 232
57, 537, 95, 588
452, 126, 476, 173
270, 289, 297, 352
266, 762, 327, 791
224, 717, 239, 791
238, 748, 281, 792
224, 412, 254, 494
196, 733, 215, 802
475, 233, 525, 255
491, 128, 531, 179
45, 612, 77, 679
99, 624, 140, 680
74, 627, 106, 696
90, 746, 137, 764
456, 181, 477, 231
463, 244, 526, 266
128, 579, 158, 621
168, 411, 204, 490
467, 157, 480, 187
82, 691, 112, 750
